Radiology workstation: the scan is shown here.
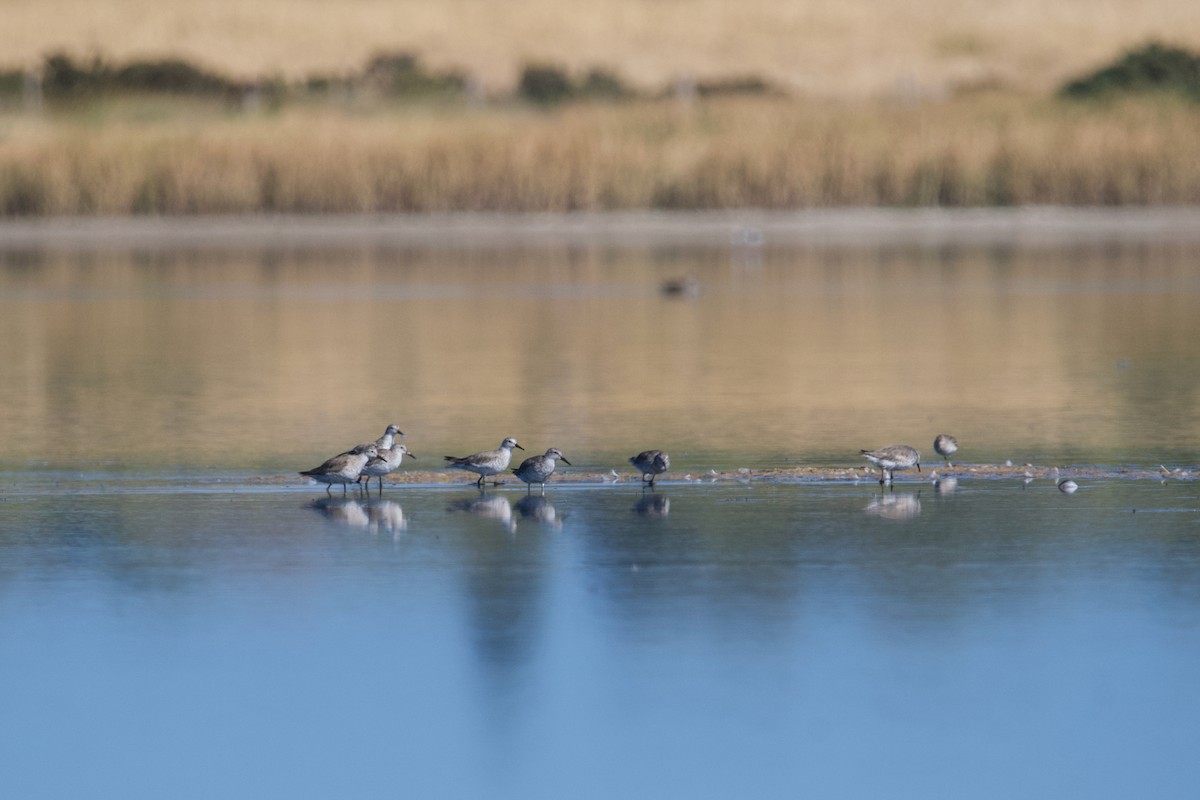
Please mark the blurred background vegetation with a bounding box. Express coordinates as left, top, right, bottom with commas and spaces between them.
1, 0, 1199, 214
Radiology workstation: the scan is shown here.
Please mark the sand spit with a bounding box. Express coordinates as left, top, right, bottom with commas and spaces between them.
277, 463, 1197, 489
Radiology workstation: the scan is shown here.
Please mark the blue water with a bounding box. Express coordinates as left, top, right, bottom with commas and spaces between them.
2, 479, 1198, 798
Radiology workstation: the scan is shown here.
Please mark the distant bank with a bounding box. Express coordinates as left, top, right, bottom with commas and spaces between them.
4, 208, 1200, 250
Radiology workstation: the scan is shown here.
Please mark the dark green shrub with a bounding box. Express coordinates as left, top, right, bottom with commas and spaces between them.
0, 70, 25, 98
1061, 42, 1200, 101
41, 52, 239, 99
304, 75, 333, 93
42, 53, 107, 96
696, 75, 775, 97
518, 64, 574, 104
362, 52, 466, 97
578, 68, 632, 100
111, 58, 236, 95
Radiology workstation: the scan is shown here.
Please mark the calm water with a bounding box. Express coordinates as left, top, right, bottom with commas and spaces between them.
2, 216, 1200, 797
2, 481, 1199, 798
1, 223, 1199, 472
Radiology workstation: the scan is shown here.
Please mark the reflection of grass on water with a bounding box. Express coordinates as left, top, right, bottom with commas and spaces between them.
3, 91, 1200, 215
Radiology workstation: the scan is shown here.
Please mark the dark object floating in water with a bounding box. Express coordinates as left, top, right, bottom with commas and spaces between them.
660, 277, 701, 297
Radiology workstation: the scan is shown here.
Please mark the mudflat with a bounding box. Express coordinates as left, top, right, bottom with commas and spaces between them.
5, 208, 1200, 250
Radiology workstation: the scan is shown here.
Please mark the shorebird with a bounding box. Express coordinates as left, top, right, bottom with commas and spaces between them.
373, 424, 405, 450
444, 437, 524, 487
360, 444, 417, 493
629, 449, 670, 487
933, 434, 958, 467
512, 448, 571, 493
1057, 478, 1079, 494
300, 443, 378, 494
337, 424, 405, 457
860, 444, 921, 485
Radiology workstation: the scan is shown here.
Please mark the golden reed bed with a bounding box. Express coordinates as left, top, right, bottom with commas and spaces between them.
2, 1, 1200, 214
3, 94, 1200, 214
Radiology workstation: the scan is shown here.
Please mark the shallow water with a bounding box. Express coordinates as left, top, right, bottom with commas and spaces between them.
2, 480, 1199, 798
1, 225, 1199, 472
2, 216, 1200, 797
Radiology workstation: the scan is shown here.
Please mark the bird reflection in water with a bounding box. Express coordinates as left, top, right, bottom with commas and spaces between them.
863, 492, 921, 519
310, 498, 406, 537
513, 494, 563, 528
366, 500, 406, 537
309, 497, 370, 528
447, 493, 516, 533
632, 493, 670, 518
934, 477, 958, 496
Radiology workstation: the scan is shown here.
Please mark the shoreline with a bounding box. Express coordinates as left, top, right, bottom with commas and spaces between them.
301, 462, 1198, 488
4, 208, 1200, 251
3, 464, 1194, 496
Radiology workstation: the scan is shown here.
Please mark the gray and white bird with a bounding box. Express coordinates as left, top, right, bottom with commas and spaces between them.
933, 434, 958, 467
512, 448, 571, 493
860, 444, 921, 485
444, 437, 525, 487
373, 424, 405, 450
301, 443, 379, 494
338, 424, 405, 457
360, 444, 417, 493
629, 449, 670, 487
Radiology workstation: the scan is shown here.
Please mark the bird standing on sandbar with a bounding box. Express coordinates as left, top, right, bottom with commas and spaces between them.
861, 444, 921, 485
361, 444, 417, 493
338, 424, 405, 457
373, 424, 405, 450
629, 450, 670, 487
444, 437, 524, 487
512, 448, 571, 493
933, 434, 958, 467
300, 443, 379, 495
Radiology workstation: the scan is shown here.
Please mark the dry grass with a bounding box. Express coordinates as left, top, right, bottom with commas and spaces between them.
2, 1, 1198, 215
2, 1, 1199, 98
3, 93, 1200, 214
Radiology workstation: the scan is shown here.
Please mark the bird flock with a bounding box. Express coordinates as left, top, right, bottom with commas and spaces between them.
300, 427, 997, 495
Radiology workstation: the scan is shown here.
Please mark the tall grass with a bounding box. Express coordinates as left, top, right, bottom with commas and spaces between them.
3, 93, 1200, 215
